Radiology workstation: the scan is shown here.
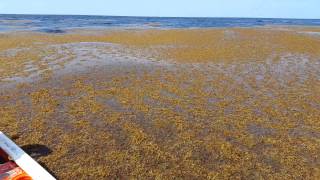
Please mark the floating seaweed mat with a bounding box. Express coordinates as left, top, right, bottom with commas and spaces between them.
0, 132, 55, 180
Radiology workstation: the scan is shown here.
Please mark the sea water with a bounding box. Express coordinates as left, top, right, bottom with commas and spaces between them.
0, 14, 320, 33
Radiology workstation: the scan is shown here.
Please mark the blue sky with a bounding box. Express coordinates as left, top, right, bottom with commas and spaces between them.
0, 0, 319, 19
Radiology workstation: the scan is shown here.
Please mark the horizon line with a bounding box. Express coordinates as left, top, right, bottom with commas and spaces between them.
1, 13, 319, 20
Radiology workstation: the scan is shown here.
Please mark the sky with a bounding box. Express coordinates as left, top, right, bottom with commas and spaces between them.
0, 0, 319, 19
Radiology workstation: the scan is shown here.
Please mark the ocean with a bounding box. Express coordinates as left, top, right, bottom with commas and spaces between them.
0, 14, 320, 33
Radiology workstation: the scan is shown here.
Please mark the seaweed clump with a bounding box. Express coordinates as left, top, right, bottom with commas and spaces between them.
0, 27, 320, 179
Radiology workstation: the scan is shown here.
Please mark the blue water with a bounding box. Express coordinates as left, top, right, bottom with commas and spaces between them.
0, 14, 320, 33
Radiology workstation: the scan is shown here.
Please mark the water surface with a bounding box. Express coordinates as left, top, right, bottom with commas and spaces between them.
0, 14, 320, 33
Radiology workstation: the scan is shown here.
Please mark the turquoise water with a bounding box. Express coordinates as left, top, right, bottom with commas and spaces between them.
0, 14, 320, 33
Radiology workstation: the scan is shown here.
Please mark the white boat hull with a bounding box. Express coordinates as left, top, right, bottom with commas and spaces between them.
0, 131, 56, 180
